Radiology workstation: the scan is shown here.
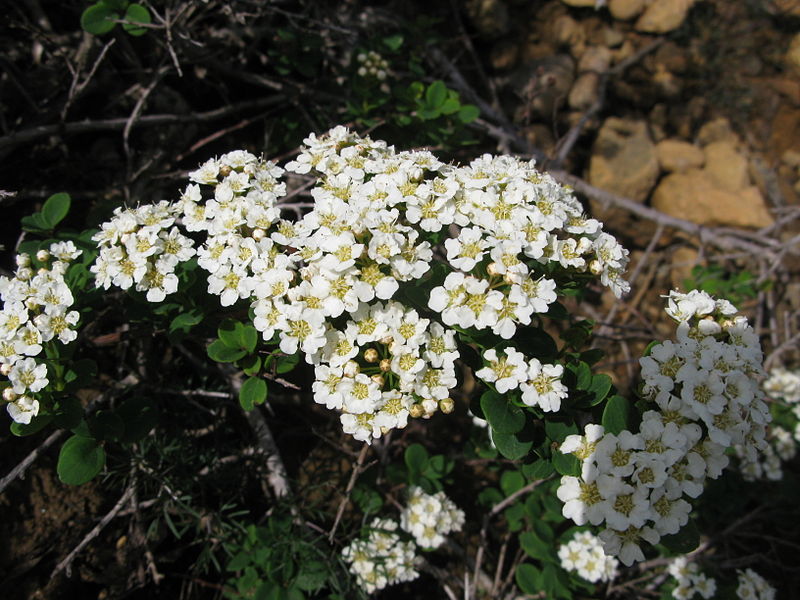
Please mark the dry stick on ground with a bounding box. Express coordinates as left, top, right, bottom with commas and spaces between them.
471, 478, 552, 598
548, 38, 664, 170
0, 429, 65, 495
61, 38, 117, 121
51, 483, 136, 578
328, 443, 371, 543
0, 97, 285, 152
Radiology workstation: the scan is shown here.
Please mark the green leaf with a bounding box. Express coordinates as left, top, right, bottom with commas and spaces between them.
551, 452, 581, 477
227, 551, 251, 571
53, 396, 84, 429
520, 531, 557, 563
41, 193, 71, 228
275, 352, 299, 374
458, 104, 480, 123
81, 3, 120, 35
515, 563, 542, 595
57, 435, 105, 485
544, 419, 578, 444
425, 80, 448, 108
480, 389, 525, 434
602, 395, 632, 435
587, 373, 613, 406
541, 563, 572, 599
661, 520, 700, 554
492, 429, 533, 461
20, 213, 49, 233
382, 34, 404, 51
500, 470, 525, 497
239, 377, 267, 411
522, 459, 555, 480
10, 413, 53, 436
122, 3, 151, 36
440, 95, 461, 115
207, 339, 247, 363
405, 443, 428, 475
117, 397, 158, 443
90, 410, 125, 442
218, 319, 244, 349
242, 355, 262, 376
169, 311, 202, 334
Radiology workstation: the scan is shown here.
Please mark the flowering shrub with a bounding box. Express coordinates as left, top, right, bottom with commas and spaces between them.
0, 127, 787, 597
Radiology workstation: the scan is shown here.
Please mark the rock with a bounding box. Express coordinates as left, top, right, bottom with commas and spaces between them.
653, 41, 688, 73
703, 141, 750, 192
466, 0, 510, 37
786, 33, 800, 75
560, 0, 598, 6
511, 55, 575, 119
491, 40, 519, 70
553, 14, 585, 47
767, 0, 800, 17
578, 45, 612, 72
656, 139, 705, 173
569, 72, 601, 110
589, 118, 660, 202
652, 169, 773, 229
670, 246, 700, 291
782, 149, 800, 168
602, 26, 626, 47
636, 0, 696, 34
608, 0, 646, 20
696, 117, 736, 146
652, 64, 682, 97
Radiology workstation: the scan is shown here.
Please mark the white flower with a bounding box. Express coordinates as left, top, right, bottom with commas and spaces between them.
7, 395, 39, 424
521, 360, 567, 411
9, 357, 48, 394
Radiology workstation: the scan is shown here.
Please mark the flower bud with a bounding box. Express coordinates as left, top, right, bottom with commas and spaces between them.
25, 299, 39, 311
439, 398, 455, 414
589, 259, 603, 275
343, 360, 360, 377
371, 374, 385, 387
219, 165, 232, 177
252, 228, 266, 241
0, 364, 13, 376
422, 398, 438, 416
16, 267, 32, 281
409, 403, 425, 418
15, 253, 30, 268
379, 335, 394, 345
363, 348, 379, 363
36, 250, 50, 262
2, 388, 17, 402
379, 359, 392, 372
486, 262, 500, 276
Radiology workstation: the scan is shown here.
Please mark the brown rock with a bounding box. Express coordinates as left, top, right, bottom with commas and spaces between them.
578, 45, 612, 72
651, 169, 773, 228
569, 72, 601, 110
696, 118, 737, 146
786, 33, 800, 75
670, 246, 700, 291
608, 0, 646, 20
553, 14, 585, 47
656, 139, 705, 173
466, 0, 510, 37
589, 118, 660, 202
560, 0, 598, 6
703, 141, 750, 192
512, 55, 575, 119
636, 0, 696, 34
602, 26, 626, 47
767, 0, 800, 17
782, 149, 800, 168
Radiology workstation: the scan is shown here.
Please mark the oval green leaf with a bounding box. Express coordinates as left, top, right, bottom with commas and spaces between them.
602, 395, 631, 435
81, 4, 119, 35
480, 389, 525, 434
123, 3, 151, 36
207, 339, 246, 363
42, 192, 71, 228
515, 563, 542, 595
57, 435, 105, 485
492, 429, 533, 461
240, 376, 267, 411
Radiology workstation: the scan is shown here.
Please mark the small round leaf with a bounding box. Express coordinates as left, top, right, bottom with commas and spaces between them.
57, 435, 105, 485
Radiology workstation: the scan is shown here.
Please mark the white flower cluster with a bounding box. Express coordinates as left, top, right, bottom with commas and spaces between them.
763, 366, 800, 403
557, 290, 769, 565
91, 200, 196, 302
557, 530, 618, 583
475, 347, 567, 411
356, 51, 389, 80
0, 242, 82, 424
400, 486, 465, 548
668, 556, 716, 600
736, 425, 796, 481
736, 568, 776, 600
341, 518, 418, 594
90, 127, 628, 442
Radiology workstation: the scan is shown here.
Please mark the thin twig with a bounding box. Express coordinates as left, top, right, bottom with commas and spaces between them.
51, 484, 136, 578
0, 429, 65, 495
328, 443, 371, 543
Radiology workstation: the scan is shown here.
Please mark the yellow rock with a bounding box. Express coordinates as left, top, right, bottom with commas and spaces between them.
608, 0, 646, 20
655, 139, 705, 173
636, 0, 696, 34
703, 141, 750, 192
